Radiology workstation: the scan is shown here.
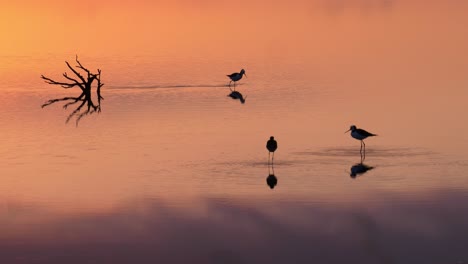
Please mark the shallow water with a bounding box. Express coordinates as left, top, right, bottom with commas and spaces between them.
1, 1, 468, 263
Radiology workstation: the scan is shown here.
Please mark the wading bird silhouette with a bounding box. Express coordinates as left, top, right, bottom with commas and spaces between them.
345, 125, 377, 154
227, 69, 246, 89
266, 136, 277, 165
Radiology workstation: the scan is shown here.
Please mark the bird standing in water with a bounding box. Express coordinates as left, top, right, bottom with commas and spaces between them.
345, 125, 377, 153
227, 69, 246, 88
266, 136, 278, 164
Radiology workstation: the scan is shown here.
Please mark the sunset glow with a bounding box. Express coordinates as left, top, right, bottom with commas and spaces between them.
1, 1, 468, 263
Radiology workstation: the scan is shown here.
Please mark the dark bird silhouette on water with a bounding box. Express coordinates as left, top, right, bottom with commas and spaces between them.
350, 163, 374, 179
345, 125, 377, 154
228, 90, 247, 104
266, 136, 277, 165
227, 69, 246, 88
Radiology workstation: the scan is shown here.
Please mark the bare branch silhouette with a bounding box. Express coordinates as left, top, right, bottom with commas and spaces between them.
41, 56, 104, 126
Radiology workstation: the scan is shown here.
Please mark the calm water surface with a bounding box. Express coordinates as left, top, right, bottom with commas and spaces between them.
1, 1, 468, 263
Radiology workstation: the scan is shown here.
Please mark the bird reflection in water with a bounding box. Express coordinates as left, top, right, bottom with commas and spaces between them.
266, 163, 278, 189
227, 88, 247, 104
350, 163, 374, 179
350, 153, 374, 179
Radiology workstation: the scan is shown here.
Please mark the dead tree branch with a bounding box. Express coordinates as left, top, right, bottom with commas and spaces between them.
41, 56, 104, 125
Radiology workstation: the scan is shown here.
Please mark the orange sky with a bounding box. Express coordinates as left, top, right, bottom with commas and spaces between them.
2, 0, 467, 56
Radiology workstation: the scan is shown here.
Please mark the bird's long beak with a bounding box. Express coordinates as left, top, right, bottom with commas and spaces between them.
345, 129, 351, 133
244, 73, 247, 78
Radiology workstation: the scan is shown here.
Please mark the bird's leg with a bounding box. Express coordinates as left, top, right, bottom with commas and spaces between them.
272, 152, 274, 164
360, 141, 363, 154
268, 152, 270, 165
363, 141, 367, 160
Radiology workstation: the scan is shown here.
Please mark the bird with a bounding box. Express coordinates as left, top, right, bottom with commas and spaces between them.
345, 125, 377, 153
227, 69, 246, 88
266, 136, 278, 164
